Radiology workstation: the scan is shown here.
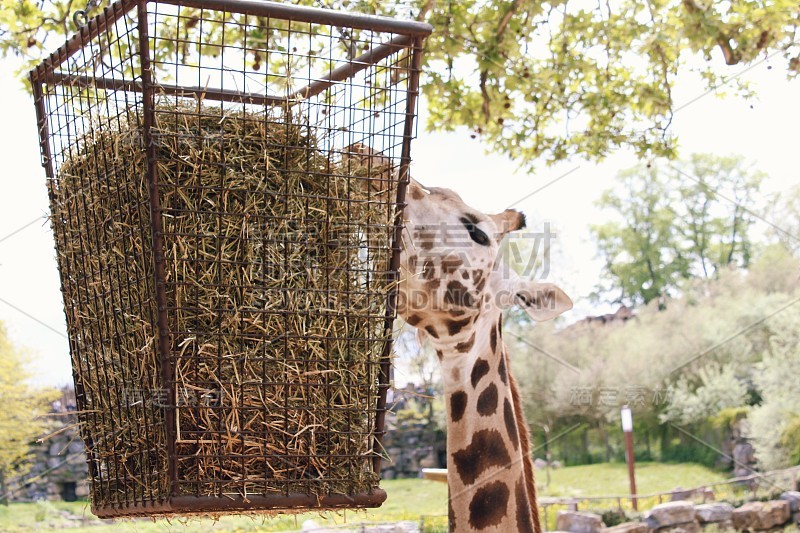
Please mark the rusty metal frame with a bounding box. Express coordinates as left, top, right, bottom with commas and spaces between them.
31, 0, 431, 519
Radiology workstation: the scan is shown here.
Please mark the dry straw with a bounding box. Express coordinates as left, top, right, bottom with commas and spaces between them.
52, 100, 397, 507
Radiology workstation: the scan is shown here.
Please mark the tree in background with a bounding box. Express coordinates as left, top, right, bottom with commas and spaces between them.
1, 0, 798, 167
748, 305, 800, 470
674, 154, 765, 277
591, 154, 763, 307
591, 164, 685, 306
0, 323, 58, 505
767, 184, 800, 257
505, 245, 799, 468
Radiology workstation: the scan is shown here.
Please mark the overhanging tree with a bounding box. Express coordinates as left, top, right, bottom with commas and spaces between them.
2, 0, 798, 168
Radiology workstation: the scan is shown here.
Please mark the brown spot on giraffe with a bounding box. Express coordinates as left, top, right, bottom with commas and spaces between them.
406, 314, 422, 327
472, 269, 483, 285
451, 429, 511, 486
489, 325, 498, 354
441, 255, 463, 274
449, 493, 456, 532
446, 317, 471, 336
450, 391, 468, 423
470, 358, 490, 388
516, 478, 536, 533
503, 398, 518, 450
455, 332, 476, 352
468, 481, 509, 530
477, 383, 498, 416
422, 259, 435, 280
475, 276, 486, 293
498, 352, 508, 385
445, 280, 475, 308
424, 325, 439, 339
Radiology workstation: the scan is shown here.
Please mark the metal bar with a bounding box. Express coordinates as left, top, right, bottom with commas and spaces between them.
158, 0, 433, 36
294, 34, 412, 101
48, 34, 412, 106
30, 74, 55, 179
45, 71, 288, 105
137, 0, 178, 500
91, 489, 388, 518
30, 71, 103, 498
371, 35, 426, 475
29, 0, 138, 81
29, 0, 431, 82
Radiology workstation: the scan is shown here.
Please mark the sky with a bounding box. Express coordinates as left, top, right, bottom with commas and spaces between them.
0, 49, 798, 388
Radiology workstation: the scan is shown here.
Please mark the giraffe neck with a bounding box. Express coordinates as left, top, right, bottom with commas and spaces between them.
435, 309, 539, 533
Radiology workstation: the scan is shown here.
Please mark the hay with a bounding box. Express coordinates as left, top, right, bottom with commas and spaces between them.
51, 100, 396, 508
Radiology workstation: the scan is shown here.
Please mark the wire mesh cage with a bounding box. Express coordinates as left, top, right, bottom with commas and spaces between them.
30, 0, 430, 518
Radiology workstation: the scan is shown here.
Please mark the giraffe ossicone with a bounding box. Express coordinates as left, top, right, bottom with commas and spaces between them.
345, 144, 572, 533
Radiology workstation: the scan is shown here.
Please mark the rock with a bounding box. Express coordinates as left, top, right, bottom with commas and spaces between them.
534, 458, 548, 470
732, 442, 756, 479
731, 500, 791, 530
645, 501, 696, 529
74, 482, 90, 498
603, 522, 648, 533
551, 460, 563, 469
658, 520, 701, 533
780, 491, 800, 512
793, 511, 800, 525
670, 487, 694, 501
699, 488, 715, 502
700, 520, 735, 532
419, 452, 437, 469
555, 510, 604, 533
695, 503, 734, 524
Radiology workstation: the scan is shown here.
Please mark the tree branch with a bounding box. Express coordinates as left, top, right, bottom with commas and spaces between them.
415, 0, 435, 22
479, 69, 491, 123
682, 0, 741, 65
496, 0, 522, 40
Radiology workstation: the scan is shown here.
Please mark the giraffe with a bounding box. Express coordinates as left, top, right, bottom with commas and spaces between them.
345, 145, 572, 533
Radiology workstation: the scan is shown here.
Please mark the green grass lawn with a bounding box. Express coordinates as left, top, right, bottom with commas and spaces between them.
540, 461, 727, 498
0, 463, 726, 532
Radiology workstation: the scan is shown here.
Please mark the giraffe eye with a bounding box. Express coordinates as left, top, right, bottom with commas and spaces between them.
459, 217, 490, 246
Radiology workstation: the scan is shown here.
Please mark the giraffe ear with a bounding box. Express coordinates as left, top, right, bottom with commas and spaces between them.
515, 282, 572, 322
343, 143, 393, 193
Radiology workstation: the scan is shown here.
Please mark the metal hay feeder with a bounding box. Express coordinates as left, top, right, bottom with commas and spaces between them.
30, 0, 430, 518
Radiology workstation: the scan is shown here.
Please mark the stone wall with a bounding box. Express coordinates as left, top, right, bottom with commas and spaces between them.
555, 493, 800, 532
380, 386, 446, 479
10, 390, 89, 502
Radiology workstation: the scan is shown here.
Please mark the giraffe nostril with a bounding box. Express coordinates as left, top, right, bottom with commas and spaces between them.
515, 292, 537, 307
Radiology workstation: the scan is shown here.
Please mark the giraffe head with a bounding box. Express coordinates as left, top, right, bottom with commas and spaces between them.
343, 143, 572, 339
398, 178, 572, 343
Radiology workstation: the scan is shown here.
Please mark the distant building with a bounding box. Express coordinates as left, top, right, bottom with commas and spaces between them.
569, 305, 634, 328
